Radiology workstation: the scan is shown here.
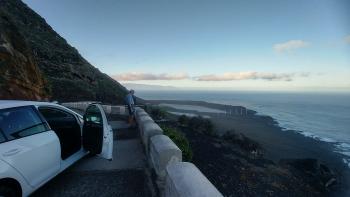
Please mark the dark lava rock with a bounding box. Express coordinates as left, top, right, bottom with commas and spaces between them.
280, 158, 320, 173
222, 131, 263, 157
168, 121, 338, 197
279, 158, 337, 190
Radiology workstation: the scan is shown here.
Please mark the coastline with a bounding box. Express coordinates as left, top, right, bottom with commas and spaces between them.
147, 99, 350, 196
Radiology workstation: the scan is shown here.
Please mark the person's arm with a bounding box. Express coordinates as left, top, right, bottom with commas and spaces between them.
132, 95, 137, 105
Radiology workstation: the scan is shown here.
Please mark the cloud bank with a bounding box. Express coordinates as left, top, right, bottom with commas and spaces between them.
113, 71, 310, 82
194, 72, 308, 81
112, 72, 189, 81
273, 40, 310, 53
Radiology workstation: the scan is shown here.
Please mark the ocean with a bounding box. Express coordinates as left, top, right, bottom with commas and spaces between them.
137, 90, 350, 166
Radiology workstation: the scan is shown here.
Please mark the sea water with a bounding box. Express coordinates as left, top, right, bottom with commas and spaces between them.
137, 90, 350, 167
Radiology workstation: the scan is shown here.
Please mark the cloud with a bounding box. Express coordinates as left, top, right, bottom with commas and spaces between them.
112, 72, 189, 81
112, 71, 310, 82
273, 40, 310, 53
194, 72, 309, 81
345, 35, 350, 44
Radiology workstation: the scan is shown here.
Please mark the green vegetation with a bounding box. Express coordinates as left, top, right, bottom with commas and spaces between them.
161, 125, 193, 162
179, 115, 214, 136
146, 106, 168, 120
178, 115, 189, 126
222, 130, 262, 153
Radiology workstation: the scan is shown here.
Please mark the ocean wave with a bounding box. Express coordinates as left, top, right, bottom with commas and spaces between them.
168, 111, 211, 119
250, 105, 350, 168
335, 143, 350, 157
139, 91, 350, 169
343, 158, 350, 168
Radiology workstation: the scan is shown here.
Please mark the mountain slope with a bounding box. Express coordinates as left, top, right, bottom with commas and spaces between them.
0, 0, 128, 104
0, 9, 49, 100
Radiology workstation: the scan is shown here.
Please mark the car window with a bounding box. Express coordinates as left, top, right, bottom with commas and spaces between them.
85, 105, 102, 125
0, 106, 48, 141
39, 107, 76, 122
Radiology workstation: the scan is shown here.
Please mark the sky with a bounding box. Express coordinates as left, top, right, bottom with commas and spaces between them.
23, 0, 350, 91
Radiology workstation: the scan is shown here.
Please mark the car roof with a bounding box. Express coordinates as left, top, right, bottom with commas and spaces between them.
0, 100, 62, 109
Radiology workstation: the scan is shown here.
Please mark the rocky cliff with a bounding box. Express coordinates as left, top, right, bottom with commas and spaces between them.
0, 0, 128, 104
0, 7, 49, 100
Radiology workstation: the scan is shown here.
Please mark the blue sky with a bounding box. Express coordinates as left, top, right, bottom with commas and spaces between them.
23, 0, 350, 91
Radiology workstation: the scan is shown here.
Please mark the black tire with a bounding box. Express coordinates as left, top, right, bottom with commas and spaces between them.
0, 186, 19, 197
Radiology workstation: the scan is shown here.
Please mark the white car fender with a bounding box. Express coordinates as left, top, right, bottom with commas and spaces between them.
0, 159, 32, 197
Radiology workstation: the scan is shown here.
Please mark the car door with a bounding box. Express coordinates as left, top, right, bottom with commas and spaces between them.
82, 104, 113, 160
38, 107, 82, 160
0, 106, 61, 187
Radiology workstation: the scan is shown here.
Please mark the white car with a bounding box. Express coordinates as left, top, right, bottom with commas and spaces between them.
0, 101, 114, 197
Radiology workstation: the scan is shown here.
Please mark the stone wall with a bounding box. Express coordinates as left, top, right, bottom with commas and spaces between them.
135, 107, 223, 197
62, 102, 127, 115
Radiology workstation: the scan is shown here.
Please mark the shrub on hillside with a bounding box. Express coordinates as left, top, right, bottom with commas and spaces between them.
147, 106, 167, 120
222, 130, 262, 154
161, 125, 193, 162
178, 115, 189, 126
188, 116, 214, 135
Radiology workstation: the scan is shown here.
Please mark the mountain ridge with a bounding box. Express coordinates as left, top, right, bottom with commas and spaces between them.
0, 0, 128, 104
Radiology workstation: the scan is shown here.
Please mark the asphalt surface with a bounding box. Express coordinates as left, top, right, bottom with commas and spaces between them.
32, 169, 149, 197
31, 113, 152, 197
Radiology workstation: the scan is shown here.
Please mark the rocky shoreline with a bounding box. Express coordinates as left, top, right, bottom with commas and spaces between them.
148, 100, 350, 196
181, 126, 336, 196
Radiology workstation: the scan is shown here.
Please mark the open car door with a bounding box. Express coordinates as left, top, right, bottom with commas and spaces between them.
82, 104, 113, 160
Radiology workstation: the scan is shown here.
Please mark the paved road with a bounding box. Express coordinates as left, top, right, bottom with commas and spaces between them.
31, 114, 152, 197
32, 169, 148, 197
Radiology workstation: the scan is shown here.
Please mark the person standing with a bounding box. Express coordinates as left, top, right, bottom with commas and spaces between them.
125, 89, 136, 126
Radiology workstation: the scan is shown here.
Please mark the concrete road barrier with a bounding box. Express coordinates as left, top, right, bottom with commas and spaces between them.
149, 135, 182, 193
149, 135, 182, 177
62, 102, 91, 111
136, 113, 149, 122
136, 111, 148, 119
135, 109, 148, 121
164, 162, 223, 197
141, 122, 163, 153
136, 108, 146, 116
110, 106, 126, 115
137, 115, 154, 133
62, 102, 129, 115
133, 107, 223, 197
101, 105, 112, 114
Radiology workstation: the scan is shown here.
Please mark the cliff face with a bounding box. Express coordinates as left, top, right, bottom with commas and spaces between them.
0, 10, 49, 100
0, 0, 128, 104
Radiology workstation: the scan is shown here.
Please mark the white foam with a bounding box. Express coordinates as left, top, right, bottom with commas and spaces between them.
299, 131, 316, 138
256, 109, 350, 168
337, 143, 350, 149
159, 103, 226, 113
343, 158, 350, 168
313, 135, 337, 143
296, 131, 337, 143
335, 143, 350, 157
168, 111, 211, 119
319, 137, 338, 143
293, 131, 350, 169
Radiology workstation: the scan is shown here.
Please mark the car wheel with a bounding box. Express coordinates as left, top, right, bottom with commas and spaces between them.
0, 186, 19, 197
